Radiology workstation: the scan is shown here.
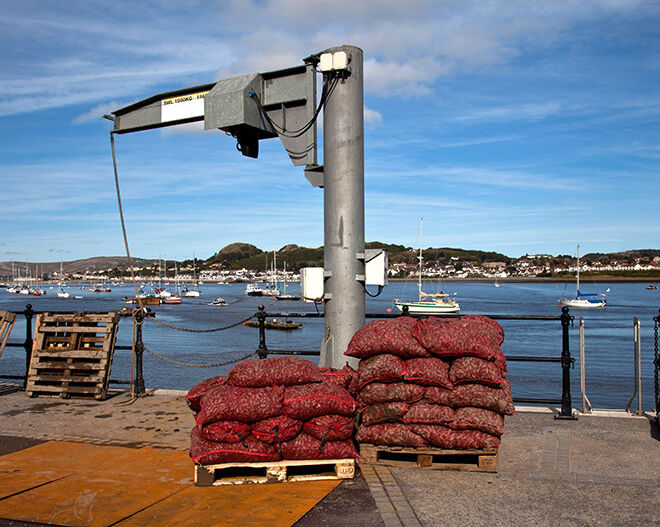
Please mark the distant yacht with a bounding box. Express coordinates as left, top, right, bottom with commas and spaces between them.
393, 219, 460, 315
559, 245, 606, 308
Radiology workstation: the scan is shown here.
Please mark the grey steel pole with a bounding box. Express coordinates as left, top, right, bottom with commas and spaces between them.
322, 45, 364, 369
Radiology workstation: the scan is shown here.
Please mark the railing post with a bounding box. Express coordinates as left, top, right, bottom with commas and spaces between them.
256, 305, 268, 359
579, 318, 592, 413
557, 306, 577, 419
22, 304, 34, 389
653, 309, 659, 420
133, 309, 146, 395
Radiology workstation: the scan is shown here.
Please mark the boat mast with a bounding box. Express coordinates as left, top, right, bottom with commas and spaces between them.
576, 244, 581, 293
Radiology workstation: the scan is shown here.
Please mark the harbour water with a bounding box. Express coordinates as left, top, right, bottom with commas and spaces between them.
1, 280, 658, 411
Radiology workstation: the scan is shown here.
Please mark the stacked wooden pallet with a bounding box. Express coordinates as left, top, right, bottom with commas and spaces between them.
359, 443, 498, 473
0, 311, 16, 359
195, 458, 356, 486
25, 312, 119, 400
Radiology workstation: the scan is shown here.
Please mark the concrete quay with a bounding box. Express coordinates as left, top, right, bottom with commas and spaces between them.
0, 386, 658, 527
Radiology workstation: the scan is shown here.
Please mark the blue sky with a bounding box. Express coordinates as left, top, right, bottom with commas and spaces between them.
1, 0, 659, 262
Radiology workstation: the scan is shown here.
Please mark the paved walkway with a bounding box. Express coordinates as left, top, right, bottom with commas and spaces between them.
0, 387, 658, 527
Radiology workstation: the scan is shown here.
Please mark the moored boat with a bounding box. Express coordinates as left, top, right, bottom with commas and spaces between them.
559, 245, 606, 308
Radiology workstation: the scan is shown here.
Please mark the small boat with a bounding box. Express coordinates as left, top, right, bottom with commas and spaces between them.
276, 262, 300, 301
57, 288, 70, 298
646, 284, 658, 290
243, 319, 302, 330
559, 245, 606, 308
394, 219, 460, 315
208, 297, 227, 306
245, 283, 264, 296
163, 295, 182, 304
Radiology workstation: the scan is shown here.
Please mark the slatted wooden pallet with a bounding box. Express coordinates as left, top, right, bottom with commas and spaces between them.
25, 312, 120, 400
359, 443, 498, 473
0, 311, 17, 359
194, 458, 356, 486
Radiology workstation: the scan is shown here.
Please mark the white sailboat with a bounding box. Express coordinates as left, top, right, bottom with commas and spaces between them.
394, 219, 460, 315
262, 247, 281, 297
57, 262, 70, 298
559, 245, 606, 308
276, 262, 299, 301
184, 253, 201, 297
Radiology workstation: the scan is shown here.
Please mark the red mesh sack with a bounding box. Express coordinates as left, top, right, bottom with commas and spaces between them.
283, 383, 356, 420
345, 317, 430, 359
189, 426, 280, 464
185, 376, 227, 413
424, 381, 515, 416
281, 432, 358, 460
361, 402, 409, 425
414, 317, 501, 361
358, 353, 405, 388
356, 423, 428, 447
403, 357, 452, 388
452, 407, 504, 436
303, 414, 354, 441
450, 357, 505, 387
251, 415, 302, 444
319, 365, 355, 390
200, 420, 251, 443
494, 348, 508, 374
357, 382, 425, 407
402, 402, 454, 425
411, 425, 500, 449
195, 385, 283, 426
227, 357, 322, 387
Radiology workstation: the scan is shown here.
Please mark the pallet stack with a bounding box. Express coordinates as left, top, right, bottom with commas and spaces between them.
187, 357, 358, 486
348, 315, 514, 473
25, 312, 119, 400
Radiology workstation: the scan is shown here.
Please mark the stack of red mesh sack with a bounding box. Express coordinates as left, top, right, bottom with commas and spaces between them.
350, 315, 514, 450
187, 356, 359, 465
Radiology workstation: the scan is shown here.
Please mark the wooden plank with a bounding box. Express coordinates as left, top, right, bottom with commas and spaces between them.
194, 458, 356, 486
26, 312, 118, 400
358, 443, 498, 473
0, 311, 17, 359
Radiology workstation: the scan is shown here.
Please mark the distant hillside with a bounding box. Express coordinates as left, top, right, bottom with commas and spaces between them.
0, 257, 157, 278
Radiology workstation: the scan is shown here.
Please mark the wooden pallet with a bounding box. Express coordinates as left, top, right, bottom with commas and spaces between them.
25, 312, 119, 400
359, 443, 498, 473
0, 311, 16, 359
194, 458, 356, 486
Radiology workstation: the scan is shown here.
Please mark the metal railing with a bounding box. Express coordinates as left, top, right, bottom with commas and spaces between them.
4, 303, 656, 420
251, 304, 576, 419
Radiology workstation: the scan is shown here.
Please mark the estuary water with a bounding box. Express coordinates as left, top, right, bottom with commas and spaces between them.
1, 280, 658, 411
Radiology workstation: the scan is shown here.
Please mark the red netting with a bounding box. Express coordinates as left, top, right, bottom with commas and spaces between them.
411, 425, 500, 449
189, 426, 281, 464
452, 407, 504, 436
402, 402, 454, 425
319, 365, 355, 391
356, 423, 429, 447
403, 357, 452, 388
450, 356, 505, 387
361, 402, 410, 426
357, 353, 404, 388
251, 414, 302, 445
227, 356, 322, 387
303, 414, 354, 441
424, 381, 515, 416
357, 382, 425, 407
414, 316, 502, 361
345, 317, 430, 359
185, 375, 228, 413
200, 420, 251, 443
283, 382, 356, 421
195, 385, 284, 426
281, 432, 358, 460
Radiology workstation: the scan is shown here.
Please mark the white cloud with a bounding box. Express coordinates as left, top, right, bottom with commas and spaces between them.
364, 107, 383, 125
455, 102, 562, 123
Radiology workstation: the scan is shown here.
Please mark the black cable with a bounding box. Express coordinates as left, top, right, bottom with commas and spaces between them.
249, 76, 340, 138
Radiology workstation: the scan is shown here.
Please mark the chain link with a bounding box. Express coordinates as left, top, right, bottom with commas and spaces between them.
145, 315, 253, 333
143, 346, 256, 368
653, 314, 659, 414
